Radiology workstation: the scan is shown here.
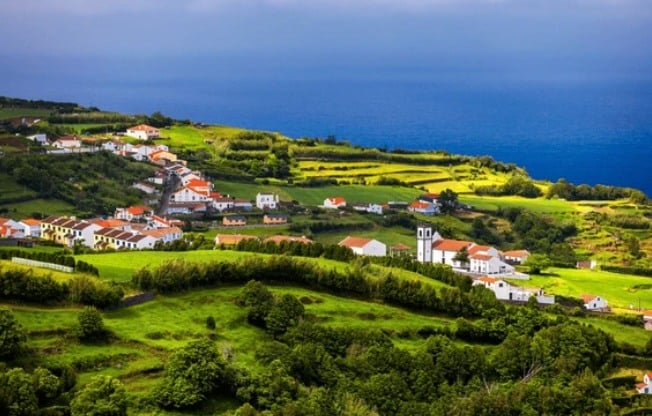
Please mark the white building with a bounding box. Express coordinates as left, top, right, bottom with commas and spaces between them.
51, 136, 81, 149
473, 276, 554, 304
416, 225, 517, 276
26, 133, 47, 145
581, 294, 608, 311
256, 192, 279, 210
18, 219, 42, 237
125, 124, 160, 140
503, 250, 531, 264
324, 196, 347, 209
352, 203, 384, 215
408, 201, 438, 216
338, 236, 386, 257
636, 372, 652, 394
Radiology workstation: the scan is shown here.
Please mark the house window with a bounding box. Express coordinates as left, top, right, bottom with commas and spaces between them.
498, 283, 503, 287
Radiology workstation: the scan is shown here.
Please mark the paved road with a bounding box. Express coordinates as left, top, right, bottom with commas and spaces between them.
156, 173, 180, 216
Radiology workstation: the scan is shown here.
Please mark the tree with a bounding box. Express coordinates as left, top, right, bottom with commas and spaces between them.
0, 368, 38, 416
0, 309, 27, 359
265, 294, 305, 337
523, 254, 551, 275
70, 376, 127, 416
31, 367, 60, 406
75, 307, 108, 342
453, 247, 469, 265
155, 338, 228, 409
438, 189, 458, 214
238, 280, 275, 327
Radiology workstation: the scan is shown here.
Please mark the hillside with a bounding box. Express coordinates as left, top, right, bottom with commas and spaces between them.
2, 97, 652, 415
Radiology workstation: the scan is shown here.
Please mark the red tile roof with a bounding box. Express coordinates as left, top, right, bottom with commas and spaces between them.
409, 201, 432, 210
391, 243, 411, 251
580, 294, 598, 303
339, 236, 373, 248
471, 253, 493, 261
21, 219, 41, 226
265, 235, 313, 244
432, 239, 473, 252
468, 245, 492, 255
504, 250, 530, 258
478, 276, 498, 284
328, 196, 346, 205
215, 234, 258, 245
128, 124, 158, 131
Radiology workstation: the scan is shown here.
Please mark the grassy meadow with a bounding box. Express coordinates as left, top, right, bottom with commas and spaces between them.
513, 268, 652, 313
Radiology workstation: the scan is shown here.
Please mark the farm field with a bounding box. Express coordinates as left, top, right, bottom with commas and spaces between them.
1, 198, 75, 218
0, 108, 52, 118
513, 267, 652, 312
459, 194, 578, 214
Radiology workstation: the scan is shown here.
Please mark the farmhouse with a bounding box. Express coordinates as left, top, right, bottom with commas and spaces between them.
26, 133, 47, 144
256, 192, 279, 210
503, 250, 530, 264
635, 372, 652, 394
263, 213, 288, 225
223, 215, 246, 226
338, 236, 386, 257
408, 201, 438, 216
473, 276, 554, 304
51, 135, 81, 149
417, 193, 440, 204
125, 124, 160, 140
581, 294, 608, 311
265, 235, 313, 245
214, 234, 258, 246
352, 203, 384, 215
324, 196, 347, 209
115, 206, 153, 222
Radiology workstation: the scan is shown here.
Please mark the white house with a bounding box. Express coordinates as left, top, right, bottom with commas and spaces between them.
324, 197, 347, 209
256, 192, 279, 210
581, 294, 608, 311
503, 250, 531, 264
51, 135, 81, 149
142, 227, 183, 244
125, 124, 160, 140
417, 193, 439, 204
408, 201, 438, 216
18, 219, 42, 237
212, 197, 235, 212
40, 216, 102, 248
636, 372, 652, 394
234, 198, 253, 211
26, 133, 47, 145
473, 276, 554, 304
338, 236, 386, 257
0, 218, 23, 237
352, 203, 384, 215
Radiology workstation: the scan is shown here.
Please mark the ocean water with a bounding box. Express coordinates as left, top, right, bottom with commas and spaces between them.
2, 56, 651, 196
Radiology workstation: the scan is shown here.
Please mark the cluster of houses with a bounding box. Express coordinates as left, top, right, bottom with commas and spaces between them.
2, 211, 184, 250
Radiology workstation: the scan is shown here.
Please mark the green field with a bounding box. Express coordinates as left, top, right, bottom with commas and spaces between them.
512, 268, 652, 312
459, 194, 577, 214
1, 198, 76, 218
0, 259, 77, 282
0, 108, 52, 118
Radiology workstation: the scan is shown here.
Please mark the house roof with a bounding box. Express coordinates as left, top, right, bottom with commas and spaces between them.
265, 235, 313, 244
636, 383, 648, 389
478, 276, 498, 284
128, 124, 158, 131
224, 216, 246, 221
470, 253, 494, 261
339, 236, 373, 248
327, 196, 346, 205
647, 372, 652, 379
409, 201, 433, 210
504, 250, 530, 258
54, 135, 80, 142
215, 234, 258, 245
265, 213, 287, 219
468, 245, 492, 255
642, 310, 652, 317
21, 219, 41, 226
127, 205, 151, 215
580, 294, 599, 303
432, 239, 473, 252
93, 219, 128, 229
142, 227, 182, 238
391, 243, 411, 251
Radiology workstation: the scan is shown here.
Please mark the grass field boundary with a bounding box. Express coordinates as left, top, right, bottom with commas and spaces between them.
12, 257, 74, 273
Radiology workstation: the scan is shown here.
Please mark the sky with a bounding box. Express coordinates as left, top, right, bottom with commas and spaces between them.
1, 0, 651, 75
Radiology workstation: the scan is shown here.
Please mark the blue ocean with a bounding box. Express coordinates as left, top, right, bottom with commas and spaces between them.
2, 56, 651, 196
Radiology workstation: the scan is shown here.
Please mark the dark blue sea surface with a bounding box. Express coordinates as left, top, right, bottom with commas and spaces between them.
2, 56, 651, 196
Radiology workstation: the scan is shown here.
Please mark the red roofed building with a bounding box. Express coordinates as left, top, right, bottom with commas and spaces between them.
338, 236, 386, 257
115, 205, 153, 221
581, 294, 608, 311
265, 235, 313, 245
635, 372, 652, 394
324, 196, 347, 209
503, 250, 531, 264
408, 201, 438, 216
125, 124, 160, 140
214, 234, 258, 246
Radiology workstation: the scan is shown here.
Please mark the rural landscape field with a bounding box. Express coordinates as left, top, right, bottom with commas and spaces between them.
1, 96, 652, 415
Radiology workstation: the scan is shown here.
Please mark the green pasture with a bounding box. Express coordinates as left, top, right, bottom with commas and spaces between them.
459, 195, 577, 214
54, 123, 114, 133
0, 173, 38, 202
0, 108, 52, 118
514, 268, 652, 312
1, 198, 75, 218
572, 316, 650, 349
